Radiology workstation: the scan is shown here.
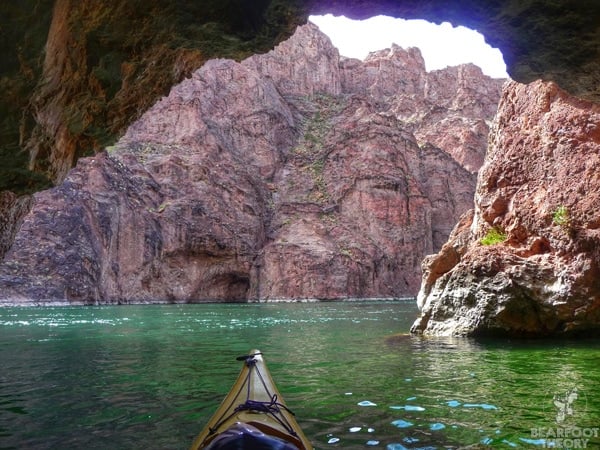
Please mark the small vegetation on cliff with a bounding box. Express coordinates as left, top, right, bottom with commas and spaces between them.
480, 227, 507, 246
292, 94, 347, 205
319, 211, 337, 224
340, 247, 353, 258
552, 205, 570, 228
148, 202, 169, 213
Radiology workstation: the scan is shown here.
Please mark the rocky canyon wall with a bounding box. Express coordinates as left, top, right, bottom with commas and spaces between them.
0, 0, 306, 260
2, 1, 598, 199
0, 23, 503, 304
411, 80, 600, 337
2, 1, 599, 259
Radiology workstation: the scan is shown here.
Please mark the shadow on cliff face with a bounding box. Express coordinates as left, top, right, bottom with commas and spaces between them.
0, 0, 308, 194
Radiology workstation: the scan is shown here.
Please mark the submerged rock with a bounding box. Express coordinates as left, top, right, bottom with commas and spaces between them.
0, 23, 502, 304
412, 80, 600, 337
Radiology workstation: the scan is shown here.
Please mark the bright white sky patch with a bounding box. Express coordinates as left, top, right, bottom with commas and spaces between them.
309, 14, 508, 79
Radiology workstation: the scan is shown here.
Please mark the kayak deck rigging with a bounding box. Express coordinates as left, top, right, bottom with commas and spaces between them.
207, 353, 300, 440
191, 351, 313, 450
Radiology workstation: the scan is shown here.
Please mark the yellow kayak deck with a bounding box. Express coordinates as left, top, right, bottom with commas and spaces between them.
190, 350, 313, 450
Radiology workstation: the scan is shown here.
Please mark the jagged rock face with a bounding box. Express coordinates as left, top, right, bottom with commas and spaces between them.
0, 23, 497, 304
339, 47, 503, 172
254, 95, 475, 300
412, 80, 600, 337
415, 64, 503, 172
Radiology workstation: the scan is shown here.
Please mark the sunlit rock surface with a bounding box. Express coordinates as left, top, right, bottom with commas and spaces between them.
340, 47, 502, 172
0, 24, 501, 304
412, 80, 600, 337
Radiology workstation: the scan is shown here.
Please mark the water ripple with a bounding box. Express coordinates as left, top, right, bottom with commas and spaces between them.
1, 302, 599, 449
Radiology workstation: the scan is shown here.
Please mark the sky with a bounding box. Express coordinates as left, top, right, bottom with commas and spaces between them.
309, 14, 508, 79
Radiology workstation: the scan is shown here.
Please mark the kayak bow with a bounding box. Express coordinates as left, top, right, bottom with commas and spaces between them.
190, 350, 313, 450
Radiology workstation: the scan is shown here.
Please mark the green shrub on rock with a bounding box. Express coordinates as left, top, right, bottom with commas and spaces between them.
552, 205, 570, 228
480, 227, 507, 246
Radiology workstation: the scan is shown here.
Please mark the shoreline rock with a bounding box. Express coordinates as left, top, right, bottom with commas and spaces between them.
411, 80, 600, 337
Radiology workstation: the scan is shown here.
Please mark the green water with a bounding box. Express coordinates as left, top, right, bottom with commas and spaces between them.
0, 301, 599, 449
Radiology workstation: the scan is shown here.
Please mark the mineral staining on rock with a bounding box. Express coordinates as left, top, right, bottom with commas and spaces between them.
0, 23, 503, 304
412, 80, 600, 337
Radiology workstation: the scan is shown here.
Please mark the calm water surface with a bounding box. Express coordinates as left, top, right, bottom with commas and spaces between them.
1, 301, 599, 449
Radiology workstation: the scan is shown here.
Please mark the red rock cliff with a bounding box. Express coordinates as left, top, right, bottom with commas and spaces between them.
412, 80, 600, 336
0, 23, 502, 304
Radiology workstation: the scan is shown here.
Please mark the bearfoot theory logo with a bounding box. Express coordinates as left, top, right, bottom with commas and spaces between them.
529, 387, 598, 449
554, 387, 579, 424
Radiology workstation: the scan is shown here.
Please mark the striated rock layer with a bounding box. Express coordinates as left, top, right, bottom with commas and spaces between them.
412, 80, 600, 337
0, 23, 502, 304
